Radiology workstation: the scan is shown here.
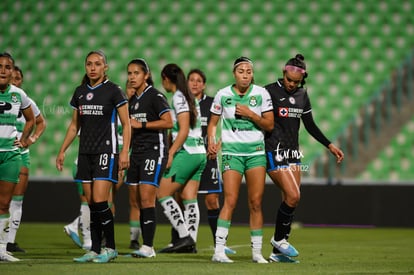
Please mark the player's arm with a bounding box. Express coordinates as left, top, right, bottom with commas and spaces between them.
27, 113, 46, 146
20, 105, 35, 147
118, 103, 131, 170
207, 113, 220, 158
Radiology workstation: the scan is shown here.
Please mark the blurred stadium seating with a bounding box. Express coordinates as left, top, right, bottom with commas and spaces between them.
1, 0, 413, 180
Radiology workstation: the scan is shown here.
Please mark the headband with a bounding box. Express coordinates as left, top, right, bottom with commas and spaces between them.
284, 65, 306, 74
233, 57, 253, 69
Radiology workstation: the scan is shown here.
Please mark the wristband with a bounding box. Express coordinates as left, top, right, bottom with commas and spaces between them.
142, 122, 146, 129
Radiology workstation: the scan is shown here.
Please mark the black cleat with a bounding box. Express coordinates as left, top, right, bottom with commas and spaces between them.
7, 242, 26, 253
167, 236, 195, 253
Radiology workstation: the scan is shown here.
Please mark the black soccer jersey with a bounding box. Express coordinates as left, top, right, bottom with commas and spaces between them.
198, 94, 213, 139
70, 80, 127, 154
265, 79, 331, 152
129, 85, 170, 153
264, 79, 312, 151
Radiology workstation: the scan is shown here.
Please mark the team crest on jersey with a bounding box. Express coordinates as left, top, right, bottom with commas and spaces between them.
86, 92, 94, 101
249, 96, 257, 107
134, 102, 139, 110
11, 93, 18, 103
278, 107, 289, 117
289, 97, 296, 105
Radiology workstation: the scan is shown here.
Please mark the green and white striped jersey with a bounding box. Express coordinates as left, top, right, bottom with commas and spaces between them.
0, 85, 32, 151
171, 90, 205, 154
210, 84, 273, 156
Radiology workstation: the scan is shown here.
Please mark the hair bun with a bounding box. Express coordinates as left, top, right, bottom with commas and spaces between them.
295, 54, 305, 61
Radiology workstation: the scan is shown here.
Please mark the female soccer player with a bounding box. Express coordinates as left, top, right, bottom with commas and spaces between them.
126, 58, 172, 258
0, 52, 35, 262
56, 50, 130, 263
208, 57, 274, 263
264, 54, 344, 263
7, 65, 46, 253
157, 63, 206, 253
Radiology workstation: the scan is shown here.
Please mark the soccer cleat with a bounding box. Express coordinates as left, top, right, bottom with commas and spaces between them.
7, 242, 26, 253
0, 251, 20, 262
224, 246, 236, 255
252, 253, 269, 264
73, 251, 98, 262
131, 245, 156, 258
64, 225, 82, 248
269, 253, 300, 263
158, 236, 195, 253
270, 237, 299, 257
157, 243, 173, 253
212, 253, 234, 263
93, 248, 118, 263
129, 240, 140, 250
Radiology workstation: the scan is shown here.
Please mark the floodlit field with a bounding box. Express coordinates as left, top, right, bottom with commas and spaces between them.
2, 223, 413, 274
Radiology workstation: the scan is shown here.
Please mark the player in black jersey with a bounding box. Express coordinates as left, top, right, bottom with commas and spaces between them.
264, 54, 344, 263
125, 58, 173, 258
56, 50, 131, 263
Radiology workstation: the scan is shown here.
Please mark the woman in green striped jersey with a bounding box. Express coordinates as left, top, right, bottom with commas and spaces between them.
208, 57, 274, 263
157, 63, 206, 253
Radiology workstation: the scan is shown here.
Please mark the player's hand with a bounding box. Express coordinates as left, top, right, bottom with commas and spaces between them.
328, 144, 344, 163
56, 152, 65, 171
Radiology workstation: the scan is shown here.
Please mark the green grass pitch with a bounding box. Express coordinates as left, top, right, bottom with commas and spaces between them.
2, 223, 413, 274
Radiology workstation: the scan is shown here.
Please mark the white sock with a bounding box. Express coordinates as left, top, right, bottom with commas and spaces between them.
251, 235, 263, 255
8, 198, 23, 243
160, 197, 189, 238
215, 226, 229, 254
183, 200, 199, 242
129, 221, 141, 241
79, 203, 90, 244
0, 216, 9, 248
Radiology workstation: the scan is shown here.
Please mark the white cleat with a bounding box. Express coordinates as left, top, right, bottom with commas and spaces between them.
270, 237, 299, 257
212, 253, 234, 263
0, 251, 20, 262
252, 253, 268, 264
131, 245, 156, 258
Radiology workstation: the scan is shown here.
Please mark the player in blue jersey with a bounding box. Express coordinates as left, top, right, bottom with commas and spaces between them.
56, 50, 131, 263
264, 54, 344, 263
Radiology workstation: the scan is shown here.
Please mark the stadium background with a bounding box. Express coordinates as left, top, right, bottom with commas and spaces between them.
1, 0, 413, 226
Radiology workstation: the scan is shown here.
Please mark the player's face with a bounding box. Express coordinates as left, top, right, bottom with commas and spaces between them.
11, 70, 23, 88
85, 53, 107, 86
127, 63, 148, 92
283, 70, 303, 92
188, 72, 205, 99
233, 63, 253, 91
0, 57, 13, 89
